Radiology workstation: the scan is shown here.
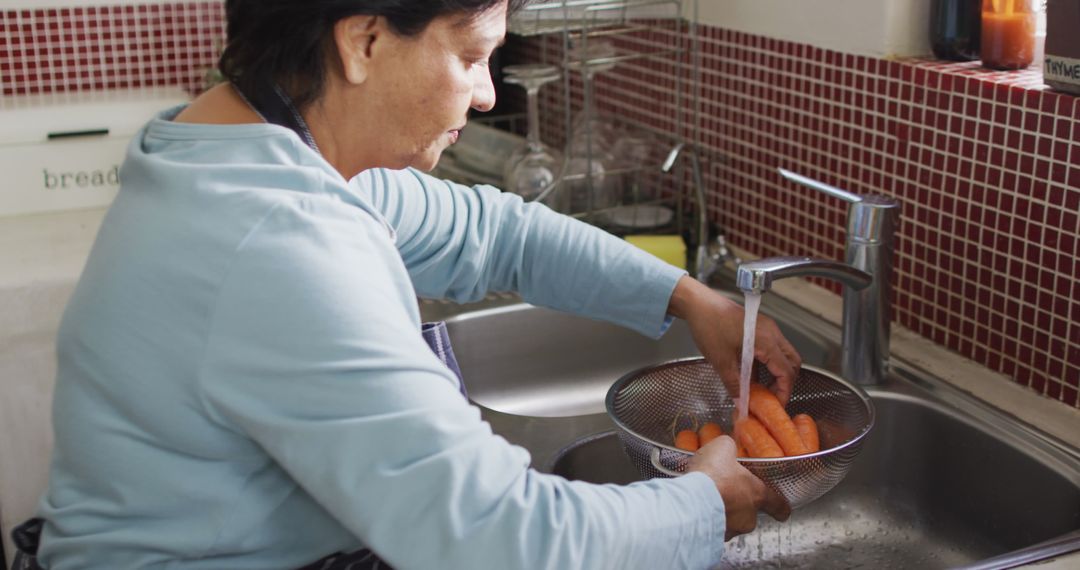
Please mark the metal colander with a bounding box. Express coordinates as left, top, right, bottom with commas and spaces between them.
605, 357, 875, 509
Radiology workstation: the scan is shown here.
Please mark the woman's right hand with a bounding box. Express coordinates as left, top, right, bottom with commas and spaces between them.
686, 435, 791, 540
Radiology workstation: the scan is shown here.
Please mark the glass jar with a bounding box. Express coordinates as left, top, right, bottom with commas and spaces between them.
931, 0, 982, 61
981, 0, 1038, 70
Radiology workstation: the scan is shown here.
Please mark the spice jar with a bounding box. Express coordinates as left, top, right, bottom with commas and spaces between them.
931, 0, 982, 61
981, 0, 1038, 69
1044, 0, 1080, 94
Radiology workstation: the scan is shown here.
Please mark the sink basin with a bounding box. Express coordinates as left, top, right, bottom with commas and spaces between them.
444, 296, 834, 417
547, 391, 1080, 568
430, 291, 1080, 568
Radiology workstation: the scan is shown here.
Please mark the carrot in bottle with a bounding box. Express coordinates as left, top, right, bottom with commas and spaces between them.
980, 0, 1036, 70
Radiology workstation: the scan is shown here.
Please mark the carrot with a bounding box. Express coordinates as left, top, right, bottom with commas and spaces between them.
748, 384, 809, 456
735, 441, 749, 458
698, 422, 724, 446
674, 429, 700, 452
734, 417, 784, 458
793, 413, 820, 452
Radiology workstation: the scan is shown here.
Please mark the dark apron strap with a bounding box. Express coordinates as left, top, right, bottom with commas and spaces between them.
234, 82, 322, 154
10, 518, 44, 570
421, 321, 468, 398
296, 548, 393, 570
12, 518, 394, 570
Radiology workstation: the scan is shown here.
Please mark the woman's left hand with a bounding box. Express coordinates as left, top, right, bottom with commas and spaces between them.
667, 276, 801, 406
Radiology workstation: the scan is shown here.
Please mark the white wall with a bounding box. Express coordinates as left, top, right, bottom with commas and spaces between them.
692, 0, 932, 58
5, 0, 932, 57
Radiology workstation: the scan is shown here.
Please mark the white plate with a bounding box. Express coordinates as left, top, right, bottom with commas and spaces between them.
602, 205, 674, 229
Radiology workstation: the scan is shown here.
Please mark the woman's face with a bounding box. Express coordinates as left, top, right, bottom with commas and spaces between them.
359, 3, 507, 172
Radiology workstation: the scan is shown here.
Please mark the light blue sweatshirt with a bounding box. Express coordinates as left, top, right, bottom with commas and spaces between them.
37, 107, 726, 569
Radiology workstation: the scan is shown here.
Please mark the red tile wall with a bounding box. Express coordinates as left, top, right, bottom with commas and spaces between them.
2, 3, 1076, 409
690, 31, 1078, 409
509, 26, 1078, 409
0, 2, 223, 96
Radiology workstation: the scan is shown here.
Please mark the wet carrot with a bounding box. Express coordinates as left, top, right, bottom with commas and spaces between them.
698, 422, 724, 446
674, 429, 700, 452
748, 384, 809, 456
793, 413, 820, 453
734, 416, 784, 458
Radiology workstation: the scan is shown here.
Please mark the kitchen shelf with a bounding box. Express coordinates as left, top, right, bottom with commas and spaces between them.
509, 0, 698, 226
509, 0, 683, 36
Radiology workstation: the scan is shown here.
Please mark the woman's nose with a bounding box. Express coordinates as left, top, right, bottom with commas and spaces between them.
471, 70, 496, 113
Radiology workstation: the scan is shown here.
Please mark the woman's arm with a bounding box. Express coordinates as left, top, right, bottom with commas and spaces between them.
359, 169, 799, 397
667, 276, 801, 404
357, 168, 685, 339
198, 198, 728, 569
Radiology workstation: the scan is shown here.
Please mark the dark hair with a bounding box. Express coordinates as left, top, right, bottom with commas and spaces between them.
220, 0, 527, 109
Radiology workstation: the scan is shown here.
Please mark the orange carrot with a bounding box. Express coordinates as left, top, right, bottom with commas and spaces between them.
748, 384, 809, 456
793, 413, 820, 453
674, 429, 700, 452
698, 422, 724, 446
735, 441, 749, 458
734, 417, 784, 458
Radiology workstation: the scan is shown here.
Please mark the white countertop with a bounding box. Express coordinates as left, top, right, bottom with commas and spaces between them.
0, 207, 106, 289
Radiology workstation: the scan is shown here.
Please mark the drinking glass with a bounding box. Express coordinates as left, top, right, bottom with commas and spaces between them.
563, 39, 620, 215
501, 64, 564, 207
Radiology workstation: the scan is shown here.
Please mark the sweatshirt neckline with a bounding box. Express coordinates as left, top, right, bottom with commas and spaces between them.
145, 104, 305, 143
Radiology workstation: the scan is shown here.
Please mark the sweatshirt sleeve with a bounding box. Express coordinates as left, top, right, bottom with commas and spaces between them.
355, 168, 687, 339
197, 196, 726, 569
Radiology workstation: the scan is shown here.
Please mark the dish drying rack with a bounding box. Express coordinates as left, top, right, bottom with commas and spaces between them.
439, 0, 725, 280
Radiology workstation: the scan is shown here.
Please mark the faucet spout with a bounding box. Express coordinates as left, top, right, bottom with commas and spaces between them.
736, 256, 872, 295
736, 169, 900, 387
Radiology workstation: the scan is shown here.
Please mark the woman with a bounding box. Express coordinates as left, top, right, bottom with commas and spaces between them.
22, 0, 799, 568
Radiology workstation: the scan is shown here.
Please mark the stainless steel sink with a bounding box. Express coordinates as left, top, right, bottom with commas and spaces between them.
443, 293, 835, 417
427, 290, 1080, 569
545, 393, 1079, 569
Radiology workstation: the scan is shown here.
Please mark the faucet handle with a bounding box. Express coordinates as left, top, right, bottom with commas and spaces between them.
778, 168, 900, 245
778, 168, 863, 204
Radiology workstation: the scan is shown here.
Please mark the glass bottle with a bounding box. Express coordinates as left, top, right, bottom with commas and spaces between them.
930, 0, 982, 61
981, 0, 1037, 70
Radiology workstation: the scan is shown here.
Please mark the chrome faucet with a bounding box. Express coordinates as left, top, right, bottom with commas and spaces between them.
736, 169, 900, 385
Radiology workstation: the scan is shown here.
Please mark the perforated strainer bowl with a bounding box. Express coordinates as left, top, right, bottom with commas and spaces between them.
605, 358, 875, 509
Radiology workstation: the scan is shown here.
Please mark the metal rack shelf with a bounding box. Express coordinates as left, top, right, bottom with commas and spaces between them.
510, 0, 698, 223
508, 0, 684, 37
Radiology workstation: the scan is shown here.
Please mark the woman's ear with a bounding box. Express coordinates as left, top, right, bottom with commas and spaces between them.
333, 15, 380, 85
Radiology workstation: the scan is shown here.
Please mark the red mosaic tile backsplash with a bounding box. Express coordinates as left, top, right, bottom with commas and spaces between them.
712, 37, 1077, 409
0, 2, 223, 96
1, 2, 1076, 409
506, 23, 1077, 409
516, 27, 1079, 409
